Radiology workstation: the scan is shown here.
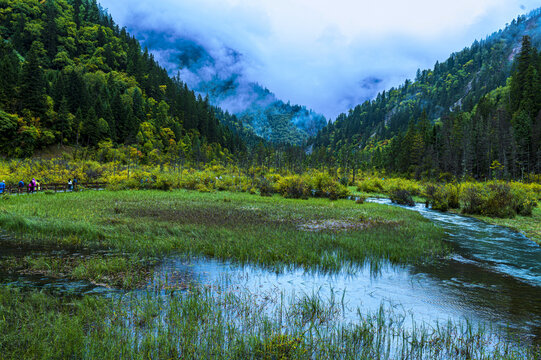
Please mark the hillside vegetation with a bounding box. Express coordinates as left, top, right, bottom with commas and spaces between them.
312, 11, 541, 180
0, 0, 244, 160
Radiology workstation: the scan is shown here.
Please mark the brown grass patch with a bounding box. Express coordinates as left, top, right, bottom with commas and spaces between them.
297, 217, 400, 232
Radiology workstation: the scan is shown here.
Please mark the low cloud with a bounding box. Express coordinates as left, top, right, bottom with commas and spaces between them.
99, 0, 540, 119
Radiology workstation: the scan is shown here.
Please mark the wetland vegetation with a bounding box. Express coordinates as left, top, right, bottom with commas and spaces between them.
0, 189, 448, 274
1, 187, 540, 359
1, 281, 537, 360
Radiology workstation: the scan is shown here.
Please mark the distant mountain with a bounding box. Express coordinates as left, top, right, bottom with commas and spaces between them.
311, 8, 541, 179
313, 8, 541, 149
129, 29, 327, 145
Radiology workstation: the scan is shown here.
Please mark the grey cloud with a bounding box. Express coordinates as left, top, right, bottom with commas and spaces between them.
99, 0, 540, 119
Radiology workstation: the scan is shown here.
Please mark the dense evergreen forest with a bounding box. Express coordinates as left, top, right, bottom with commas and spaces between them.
0, 0, 245, 160
311, 11, 541, 180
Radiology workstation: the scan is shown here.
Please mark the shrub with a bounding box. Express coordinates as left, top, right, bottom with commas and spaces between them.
355, 196, 365, 204
276, 175, 310, 199
385, 178, 422, 196
424, 183, 460, 212
460, 184, 486, 215
356, 178, 384, 193
195, 183, 211, 193
339, 176, 349, 186
483, 183, 515, 218
446, 184, 460, 209
153, 178, 173, 191
460, 182, 537, 218
257, 177, 275, 197
323, 181, 350, 200
309, 172, 350, 200
510, 187, 537, 216
424, 184, 448, 211
390, 189, 415, 206
310, 172, 334, 197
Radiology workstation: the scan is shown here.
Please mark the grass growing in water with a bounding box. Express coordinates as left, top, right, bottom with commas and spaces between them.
0, 254, 154, 289
0, 285, 536, 359
0, 190, 448, 272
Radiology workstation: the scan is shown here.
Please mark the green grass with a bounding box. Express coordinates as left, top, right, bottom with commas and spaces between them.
0, 284, 536, 359
1, 189, 538, 358
0, 189, 448, 273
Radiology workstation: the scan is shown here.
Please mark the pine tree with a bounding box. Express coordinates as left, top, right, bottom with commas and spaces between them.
0, 39, 20, 112
19, 42, 47, 116
56, 97, 73, 145
44, 0, 58, 62
73, 0, 82, 29
510, 36, 534, 114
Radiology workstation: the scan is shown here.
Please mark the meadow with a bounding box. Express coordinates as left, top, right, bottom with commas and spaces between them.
0, 189, 447, 281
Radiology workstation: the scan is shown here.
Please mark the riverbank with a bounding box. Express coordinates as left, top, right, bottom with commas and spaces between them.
351, 185, 540, 246
466, 207, 541, 245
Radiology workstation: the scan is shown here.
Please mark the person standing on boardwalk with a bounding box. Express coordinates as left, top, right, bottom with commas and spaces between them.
68, 179, 73, 191
0, 180, 5, 194
18, 179, 24, 194
29, 178, 37, 193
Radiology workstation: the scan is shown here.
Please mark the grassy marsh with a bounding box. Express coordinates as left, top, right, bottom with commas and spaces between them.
1, 189, 540, 358
0, 254, 154, 289
0, 190, 448, 273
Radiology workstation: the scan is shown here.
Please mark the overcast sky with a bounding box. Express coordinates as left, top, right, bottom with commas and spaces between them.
99, 0, 540, 119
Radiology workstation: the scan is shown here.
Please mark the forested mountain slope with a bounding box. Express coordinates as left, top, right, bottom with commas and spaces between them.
311, 9, 541, 180
0, 0, 244, 159
130, 30, 327, 145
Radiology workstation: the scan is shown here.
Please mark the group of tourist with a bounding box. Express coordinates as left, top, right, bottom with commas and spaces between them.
0, 178, 79, 194
16, 178, 40, 194
67, 178, 78, 191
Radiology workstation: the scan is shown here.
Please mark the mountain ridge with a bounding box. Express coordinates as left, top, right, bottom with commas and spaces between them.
310, 8, 541, 179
